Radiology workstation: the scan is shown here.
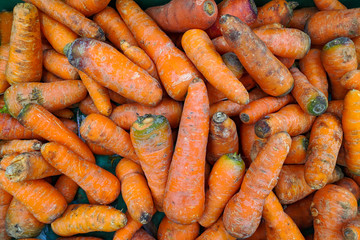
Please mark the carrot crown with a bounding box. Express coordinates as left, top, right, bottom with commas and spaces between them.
323, 37, 353, 51
131, 114, 169, 137
225, 152, 244, 164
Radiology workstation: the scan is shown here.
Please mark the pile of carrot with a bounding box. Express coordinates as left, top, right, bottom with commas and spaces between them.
0, 0, 360, 239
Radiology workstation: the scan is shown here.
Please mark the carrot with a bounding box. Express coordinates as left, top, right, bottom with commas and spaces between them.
220, 14, 294, 97
321, 37, 357, 100
55, 175, 78, 204
341, 69, 360, 91
86, 141, 114, 155
206, 0, 258, 39
354, 36, 360, 67
108, 90, 129, 105
17, 104, 95, 163
249, 138, 268, 162
80, 113, 139, 163
239, 123, 261, 167
326, 100, 343, 119
5, 3, 42, 85
157, 215, 200, 240
221, 52, 244, 79
43, 49, 79, 80
113, 212, 142, 240
0, 187, 12, 206
337, 143, 347, 167
57, 238, 103, 240
246, 220, 266, 240
182, 29, 249, 105
284, 193, 315, 230
41, 142, 120, 205
336, 177, 360, 200
59, 118, 77, 134
0, 204, 11, 240
314, 0, 346, 10
63, 0, 110, 17
212, 36, 232, 55
38, 12, 78, 55
240, 94, 293, 124
5, 198, 44, 238
288, 7, 318, 30
0, 44, 10, 94
131, 229, 155, 240
305, 9, 360, 45
274, 165, 344, 204
79, 96, 101, 115
207, 82, 227, 105
199, 153, 245, 228
116, 0, 201, 101
250, 0, 298, 28
206, 112, 239, 165
0, 140, 41, 157
311, 184, 357, 239
0, 12, 13, 45
342, 214, 360, 240
277, 56, 295, 68
23, 0, 104, 40
164, 78, 209, 224
196, 217, 235, 240
284, 135, 309, 164
255, 104, 316, 138
51, 204, 127, 237
66, 38, 162, 106
42, 70, 64, 83
0, 113, 41, 140
52, 108, 74, 119
263, 191, 305, 240
0, 153, 19, 171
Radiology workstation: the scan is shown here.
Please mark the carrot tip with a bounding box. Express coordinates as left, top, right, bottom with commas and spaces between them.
204, 1, 216, 16
240, 113, 250, 123
140, 212, 152, 224
212, 111, 227, 123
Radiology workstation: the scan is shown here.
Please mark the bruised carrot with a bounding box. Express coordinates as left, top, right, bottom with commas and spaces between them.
223, 132, 291, 238
0, 113, 41, 140
314, 0, 346, 10
220, 14, 294, 97
5, 3, 42, 85
207, 82, 227, 105
164, 78, 209, 224
249, 138, 268, 162
284, 193, 314, 230
158, 215, 200, 240
311, 184, 357, 239
336, 177, 360, 200
326, 100, 343, 119
288, 7, 318, 30
80, 114, 139, 163
63, 0, 110, 17
0, 44, 10, 94
221, 52, 244, 79
17, 104, 95, 163
199, 153, 245, 228
55, 175, 78, 204
0, 12, 13, 45
284, 135, 309, 164
196, 217, 235, 240
113, 212, 142, 240
116, 0, 201, 101
0, 140, 41, 157
41, 70, 63, 83
51, 204, 127, 237
43, 49, 79, 80
131, 229, 156, 240
341, 69, 360, 91
206, 112, 239, 165
0, 204, 11, 240
108, 90, 128, 105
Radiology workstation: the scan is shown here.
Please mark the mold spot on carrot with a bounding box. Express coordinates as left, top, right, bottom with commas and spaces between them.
204, 1, 216, 16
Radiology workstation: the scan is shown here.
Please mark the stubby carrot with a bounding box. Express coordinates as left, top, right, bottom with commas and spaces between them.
113, 212, 142, 240
326, 100, 343, 119
63, 0, 110, 17
284, 135, 309, 164
0, 140, 41, 157
0, 44, 10, 94
157, 215, 199, 240
0, 113, 41, 140
17, 104, 95, 163
220, 14, 294, 97
164, 78, 209, 224
43, 49, 79, 80
196, 217, 235, 240
51, 204, 127, 237
55, 175, 79, 204
80, 113, 139, 163
5, 3, 42, 85
0, 12, 13, 45
199, 153, 245, 228
131, 229, 156, 240
284, 193, 314, 230
206, 112, 239, 165
341, 69, 360, 91
41, 142, 120, 205
66, 38, 162, 107
223, 132, 291, 238
116, 0, 201, 101
336, 177, 360, 200
314, 0, 346, 10
288, 7, 318, 30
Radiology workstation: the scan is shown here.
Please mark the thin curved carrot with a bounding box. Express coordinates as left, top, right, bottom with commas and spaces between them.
0, 113, 41, 140
113, 212, 142, 240
158, 215, 200, 240
284, 193, 314, 230
0, 12, 13, 45
314, 0, 346, 10
63, 0, 110, 17
284, 135, 309, 164
0, 44, 10, 94
55, 175, 78, 204
43, 49, 79, 80
0, 140, 41, 157
288, 7, 318, 30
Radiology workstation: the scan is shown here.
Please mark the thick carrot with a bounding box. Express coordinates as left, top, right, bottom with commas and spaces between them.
284, 135, 309, 164
0, 187, 12, 206
0, 113, 41, 140
131, 229, 156, 240
206, 112, 239, 165
314, 0, 346, 10
199, 153, 245, 228
207, 82, 227, 105
274, 165, 344, 204
311, 184, 357, 239
5, 3, 42, 85
63, 0, 110, 17
4, 80, 87, 118
0, 44, 10, 94
0, 170, 67, 223
196, 217, 235, 240
41, 142, 120, 205
221, 52, 244, 79
0, 140, 41, 157
42, 70, 63, 83
157, 215, 200, 240
342, 214, 360, 240
43, 49, 79, 80
39, 12, 78, 55
113, 212, 142, 240
66, 38, 162, 107
17, 104, 95, 163
336, 177, 360, 200
5, 198, 44, 238
305, 9, 360, 45
55, 175, 79, 204
326, 100, 343, 119
51, 204, 127, 237
182, 29, 249, 105
220, 14, 294, 97
288, 7, 318, 30
341, 69, 360, 91
163, 78, 209, 224
284, 193, 314, 230
79, 113, 139, 163
263, 191, 305, 240
0, 204, 11, 240
0, 12, 13, 45
116, 0, 201, 101
0, 153, 19, 171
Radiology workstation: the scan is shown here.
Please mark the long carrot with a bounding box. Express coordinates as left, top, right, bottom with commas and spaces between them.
116, 0, 201, 101
0, 140, 41, 157
157, 215, 200, 240
41, 142, 120, 205
314, 0, 346, 10
43, 49, 79, 80
17, 103, 95, 163
336, 177, 360, 200
284, 135, 309, 164
0, 12, 13, 45
51, 204, 127, 237
163, 78, 209, 224
113, 212, 142, 240
63, 0, 110, 17
223, 132, 291, 238
0, 113, 41, 140
239, 123, 261, 167
5, 3, 42, 85
55, 175, 79, 204
0, 187, 12, 206
219, 14, 294, 97
284, 193, 314, 230
0, 44, 10, 94
288, 7, 318, 30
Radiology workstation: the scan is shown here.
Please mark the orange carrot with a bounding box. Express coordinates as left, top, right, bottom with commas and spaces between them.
246, 221, 267, 240
0, 187, 12, 206
0, 140, 41, 157
51, 108, 74, 119
164, 78, 209, 224
113, 212, 142, 240
78, 96, 101, 115
212, 36, 232, 55
239, 123, 261, 167
314, 0, 346, 10
86, 141, 114, 156
196, 217, 235, 240
59, 118, 77, 134
157, 215, 200, 240
57, 238, 103, 240
284, 193, 314, 230
41, 70, 64, 83
284, 135, 309, 164
341, 69, 360, 91
0, 153, 19, 171
108, 89, 129, 105
277, 56, 295, 68
288, 7, 318, 30
354, 36, 360, 67
206, 112, 239, 165
5, 3, 42, 85
199, 153, 245, 228
43, 49, 79, 80
116, 0, 201, 101
55, 175, 79, 204
249, 138, 268, 162
63, 0, 110, 17
17, 104, 95, 163
0, 44, 10, 94
0, 204, 11, 240
326, 100, 343, 119
0, 113, 41, 140
342, 214, 360, 240
51, 204, 127, 237
0, 12, 13, 45
219, 14, 294, 97
221, 52, 244, 79
336, 177, 360, 200
207, 81, 227, 105
131, 229, 155, 240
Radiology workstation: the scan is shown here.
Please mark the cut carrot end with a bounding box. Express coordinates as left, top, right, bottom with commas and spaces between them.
255, 120, 270, 138
212, 111, 227, 124
288, 1, 299, 10
323, 37, 352, 51
63, 42, 72, 56
240, 113, 250, 123
140, 211, 152, 224
343, 228, 357, 240
204, 1, 216, 16
307, 95, 328, 116
5, 161, 26, 182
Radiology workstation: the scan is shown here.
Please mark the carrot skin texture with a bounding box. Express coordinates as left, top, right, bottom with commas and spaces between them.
284, 193, 314, 230
288, 7, 318, 30
314, 0, 346, 11
64, 0, 110, 17
41, 70, 64, 83
51, 204, 127, 237
219, 14, 294, 97
113, 212, 142, 240
158, 215, 200, 240
0, 113, 41, 140
41, 142, 120, 205
341, 69, 360, 91
163, 78, 209, 224
223, 132, 291, 238
284, 135, 309, 164
6, 3, 42, 85
239, 123, 261, 167
0, 12, 13, 45
52, 109, 74, 119
55, 175, 79, 204
336, 177, 360, 200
